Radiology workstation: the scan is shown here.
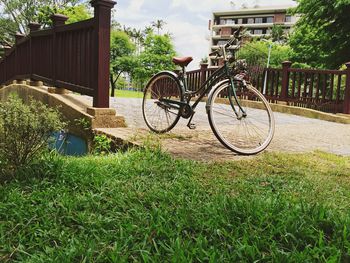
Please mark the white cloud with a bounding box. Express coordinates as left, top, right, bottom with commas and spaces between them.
171, 0, 231, 13
165, 17, 210, 69
128, 0, 145, 13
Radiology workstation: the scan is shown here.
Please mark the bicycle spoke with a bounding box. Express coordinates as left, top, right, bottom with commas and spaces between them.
208, 84, 274, 154
143, 73, 182, 133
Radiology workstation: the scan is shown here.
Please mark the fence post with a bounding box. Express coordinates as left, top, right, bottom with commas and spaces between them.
280, 61, 292, 101
343, 62, 350, 114
28, 23, 41, 82
91, 0, 116, 108
3, 46, 11, 56
51, 14, 68, 27
15, 33, 25, 83
15, 33, 25, 44
200, 63, 208, 86
3, 46, 11, 82
51, 14, 68, 90
28, 22, 41, 33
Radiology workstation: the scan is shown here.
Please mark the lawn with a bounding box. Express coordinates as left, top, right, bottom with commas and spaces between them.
112, 89, 143, 98
0, 150, 350, 262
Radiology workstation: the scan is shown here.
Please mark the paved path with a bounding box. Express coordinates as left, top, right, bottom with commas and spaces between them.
100, 97, 350, 161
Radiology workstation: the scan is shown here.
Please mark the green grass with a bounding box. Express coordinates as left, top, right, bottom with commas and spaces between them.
1, 150, 350, 262
112, 89, 143, 98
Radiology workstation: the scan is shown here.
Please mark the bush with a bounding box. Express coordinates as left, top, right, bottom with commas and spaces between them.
0, 94, 65, 177
237, 40, 292, 68
92, 133, 112, 155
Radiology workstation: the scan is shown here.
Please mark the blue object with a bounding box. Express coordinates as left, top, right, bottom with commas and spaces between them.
50, 131, 88, 156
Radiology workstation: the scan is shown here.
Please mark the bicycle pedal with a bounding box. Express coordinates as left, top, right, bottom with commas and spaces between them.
188, 123, 196, 130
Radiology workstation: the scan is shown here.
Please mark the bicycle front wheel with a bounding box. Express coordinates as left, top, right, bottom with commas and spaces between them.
208, 82, 275, 155
142, 72, 183, 133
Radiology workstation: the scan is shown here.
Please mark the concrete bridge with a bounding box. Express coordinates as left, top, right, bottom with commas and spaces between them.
0, 0, 349, 159
2, 80, 349, 161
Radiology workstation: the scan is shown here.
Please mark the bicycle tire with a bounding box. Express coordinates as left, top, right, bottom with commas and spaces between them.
142, 71, 183, 133
208, 81, 275, 155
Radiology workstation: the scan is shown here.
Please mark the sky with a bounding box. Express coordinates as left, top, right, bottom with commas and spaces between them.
114, 0, 297, 69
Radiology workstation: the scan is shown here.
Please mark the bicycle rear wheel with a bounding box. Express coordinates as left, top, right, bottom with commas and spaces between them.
142, 72, 183, 133
208, 81, 275, 155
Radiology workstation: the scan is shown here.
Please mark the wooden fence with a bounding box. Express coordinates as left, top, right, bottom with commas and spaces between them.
187, 62, 350, 114
0, 0, 116, 108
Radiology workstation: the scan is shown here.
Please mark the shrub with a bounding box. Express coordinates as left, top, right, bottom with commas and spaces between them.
92, 133, 112, 155
237, 40, 292, 68
0, 93, 65, 176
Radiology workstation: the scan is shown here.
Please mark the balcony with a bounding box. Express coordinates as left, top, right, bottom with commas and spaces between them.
212, 23, 275, 29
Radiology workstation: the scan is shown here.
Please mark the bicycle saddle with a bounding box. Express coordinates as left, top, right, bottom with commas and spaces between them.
172, 57, 193, 67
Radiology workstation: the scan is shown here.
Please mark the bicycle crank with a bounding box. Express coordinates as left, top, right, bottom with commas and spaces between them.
186, 111, 196, 130
180, 104, 193, 119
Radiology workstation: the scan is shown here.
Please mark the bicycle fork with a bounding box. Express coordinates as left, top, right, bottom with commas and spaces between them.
228, 78, 247, 119
205, 79, 247, 120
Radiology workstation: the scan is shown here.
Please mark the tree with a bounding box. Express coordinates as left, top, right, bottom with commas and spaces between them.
0, 0, 85, 45
237, 40, 291, 68
271, 25, 285, 43
133, 28, 144, 55
151, 19, 166, 35
0, 17, 17, 47
143, 26, 154, 36
133, 33, 176, 89
289, 0, 350, 69
36, 4, 91, 27
110, 30, 136, 97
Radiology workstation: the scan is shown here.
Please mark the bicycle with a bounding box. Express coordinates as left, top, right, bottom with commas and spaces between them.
142, 27, 275, 155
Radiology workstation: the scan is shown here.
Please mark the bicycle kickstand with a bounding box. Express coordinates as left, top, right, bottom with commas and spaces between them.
187, 112, 196, 130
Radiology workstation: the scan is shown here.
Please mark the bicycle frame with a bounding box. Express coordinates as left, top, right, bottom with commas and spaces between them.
181, 62, 227, 110
177, 59, 247, 117
158, 37, 248, 124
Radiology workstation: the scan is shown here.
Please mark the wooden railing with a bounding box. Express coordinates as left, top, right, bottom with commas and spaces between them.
187, 62, 350, 114
0, 0, 116, 108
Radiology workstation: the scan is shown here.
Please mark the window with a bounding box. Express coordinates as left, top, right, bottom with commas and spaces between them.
220, 19, 226, 25
285, 15, 292, 22
255, 17, 263, 23
248, 18, 255, 24
266, 17, 274, 23
226, 19, 234, 24
254, 29, 263, 35
237, 18, 243, 24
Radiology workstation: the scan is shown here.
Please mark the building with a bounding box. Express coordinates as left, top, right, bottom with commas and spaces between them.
209, 5, 298, 66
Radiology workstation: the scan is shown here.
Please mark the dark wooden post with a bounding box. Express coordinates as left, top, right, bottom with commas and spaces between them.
15, 33, 25, 82
15, 33, 25, 44
3, 46, 11, 81
3, 46, 11, 56
28, 22, 41, 33
51, 14, 68, 27
51, 14, 68, 87
91, 0, 116, 108
343, 62, 350, 114
200, 63, 208, 86
280, 61, 292, 101
28, 23, 41, 79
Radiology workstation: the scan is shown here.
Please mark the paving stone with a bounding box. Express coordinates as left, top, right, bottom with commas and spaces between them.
97, 97, 350, 161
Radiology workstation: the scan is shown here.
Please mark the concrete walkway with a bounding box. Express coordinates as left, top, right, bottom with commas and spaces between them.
96, 97, 350, 161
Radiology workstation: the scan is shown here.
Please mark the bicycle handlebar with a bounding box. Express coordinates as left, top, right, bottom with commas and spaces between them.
209, 27, 244, 59
225, 26, 243, 48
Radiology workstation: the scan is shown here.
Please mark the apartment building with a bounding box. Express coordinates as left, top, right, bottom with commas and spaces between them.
209, 5, 298, 66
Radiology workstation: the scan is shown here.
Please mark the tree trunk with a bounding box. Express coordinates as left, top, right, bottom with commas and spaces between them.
110, 72, 122, 97
110, 74, 116, 97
